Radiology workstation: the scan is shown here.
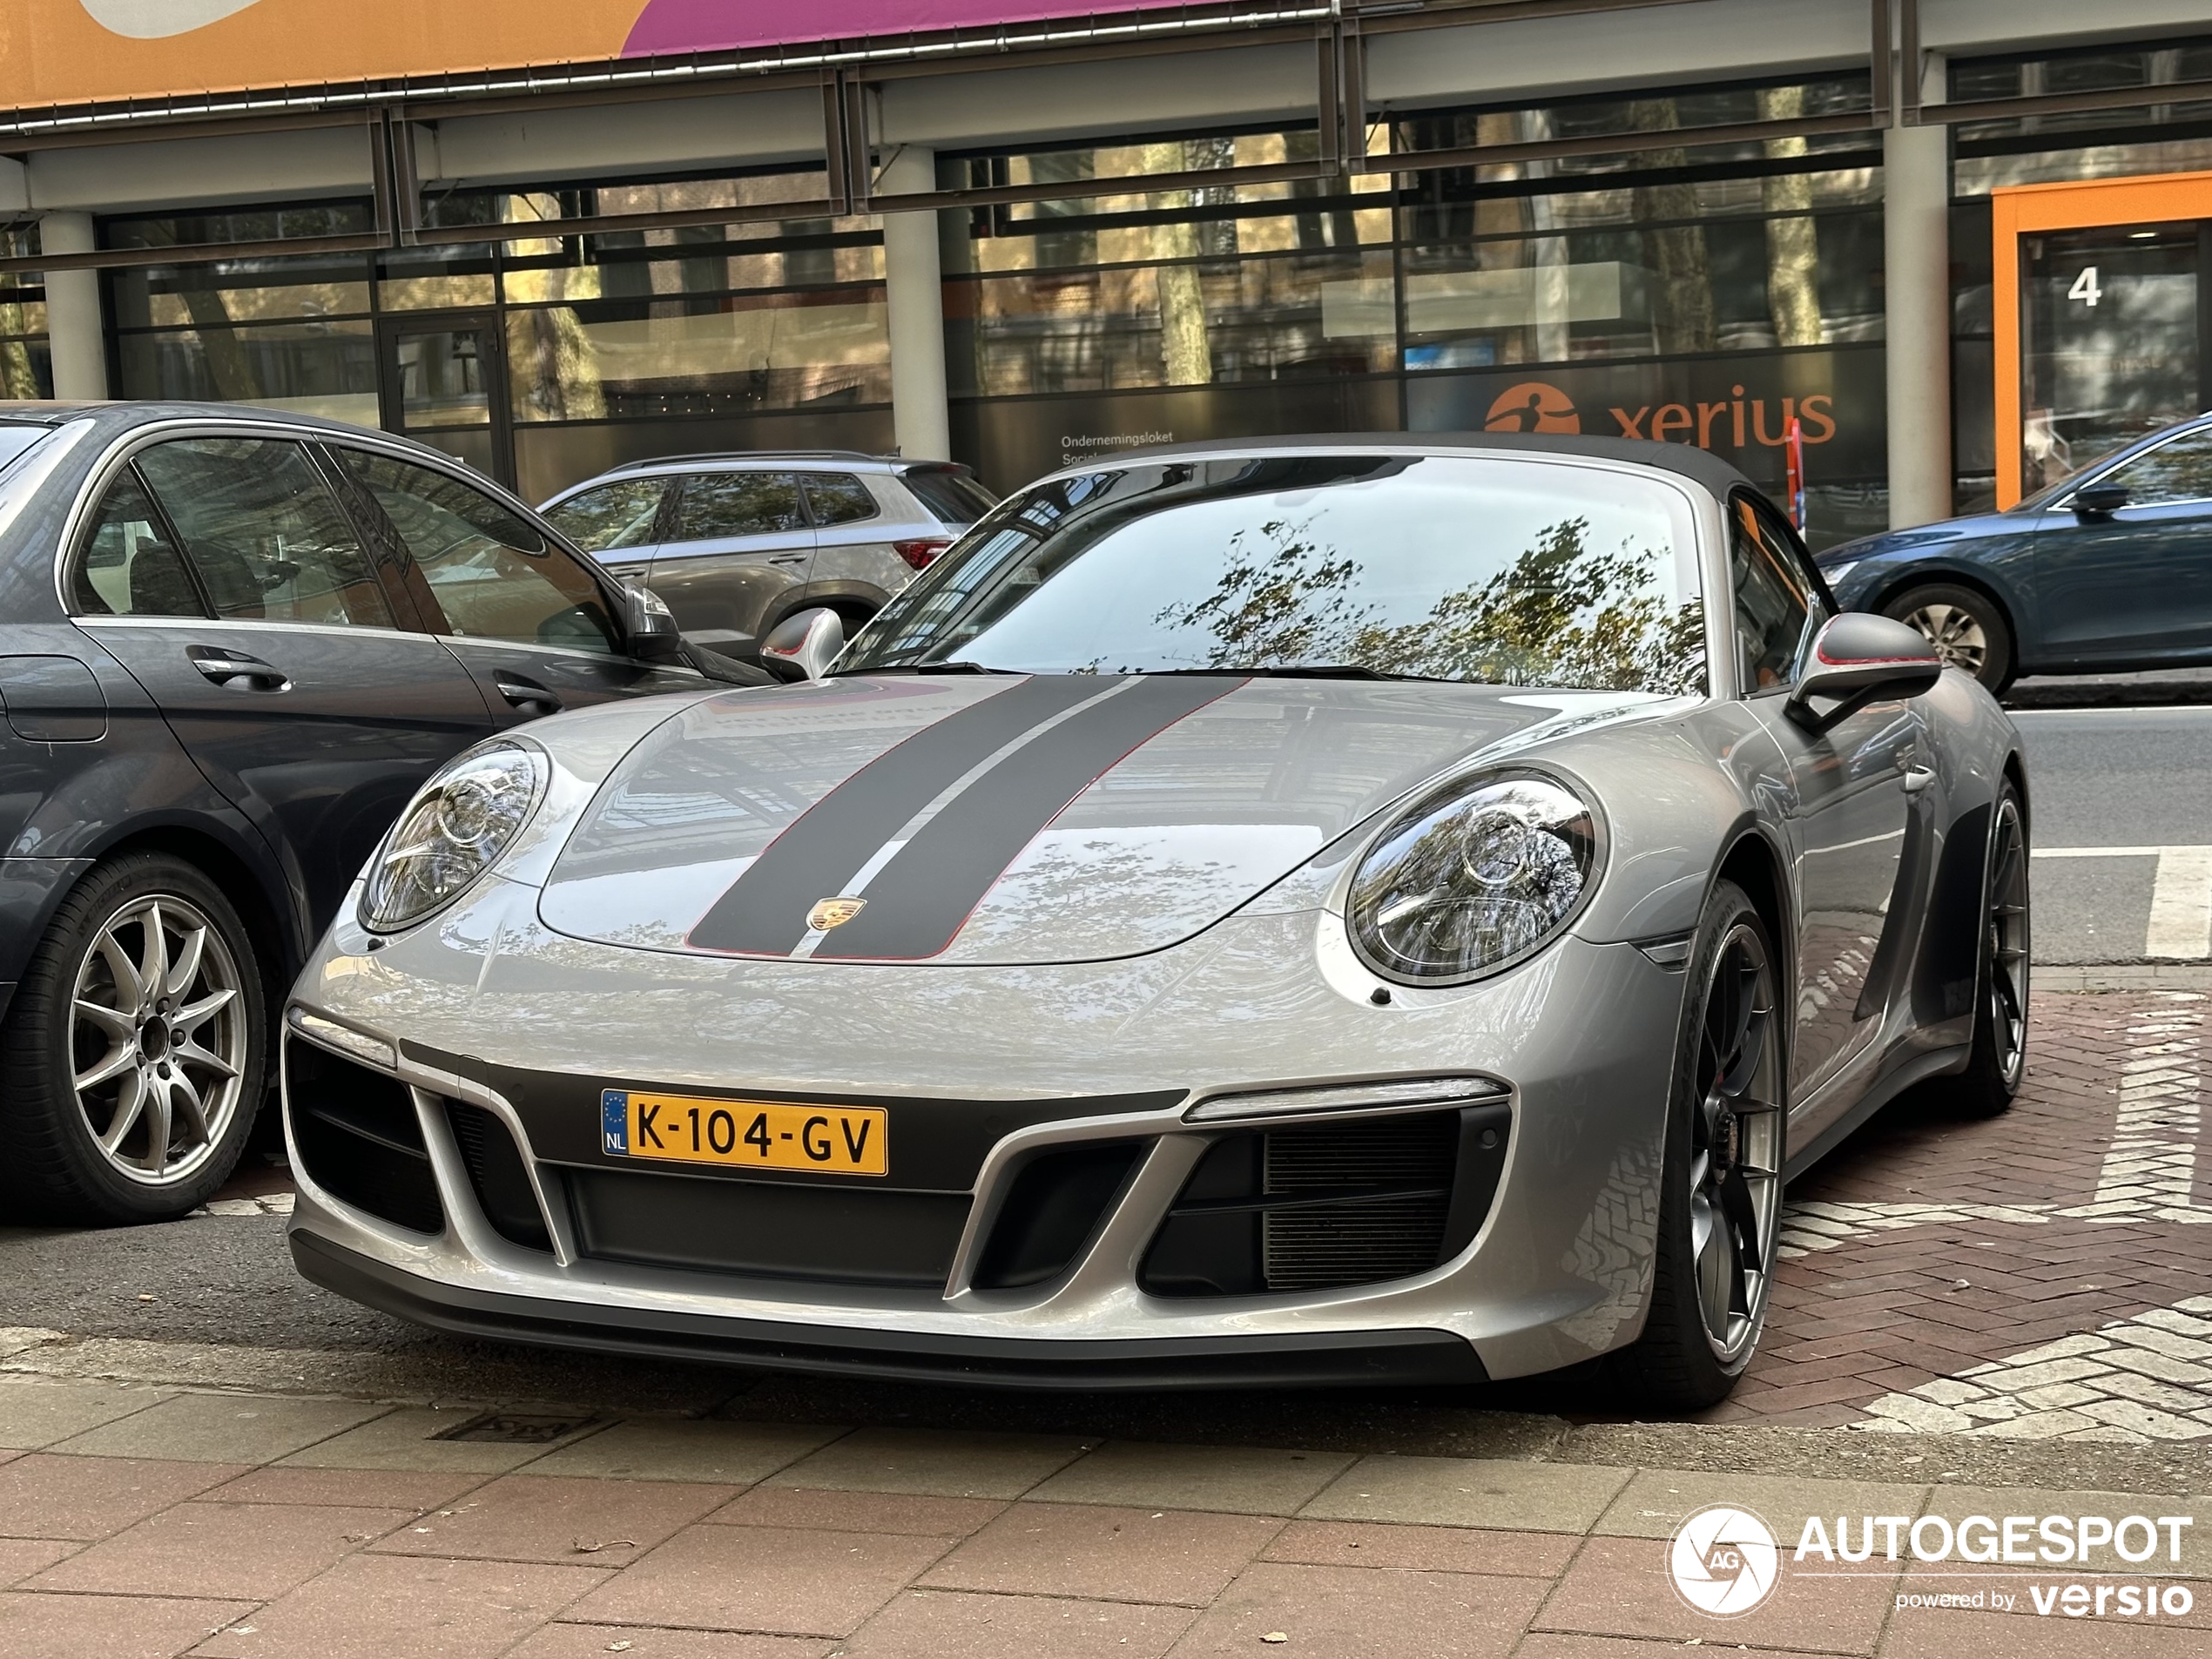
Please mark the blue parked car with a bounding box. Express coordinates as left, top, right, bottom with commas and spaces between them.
1817, 413, 2212, 693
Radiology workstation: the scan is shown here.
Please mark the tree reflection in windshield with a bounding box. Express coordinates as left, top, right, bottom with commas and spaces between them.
1157, 512, 1705, 694
841, 453, 1708, 694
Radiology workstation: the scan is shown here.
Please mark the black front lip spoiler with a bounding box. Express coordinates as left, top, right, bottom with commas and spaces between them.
291, 1231, 1487, 1392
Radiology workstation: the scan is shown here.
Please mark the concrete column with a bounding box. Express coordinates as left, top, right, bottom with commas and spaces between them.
1883, 52, 1951, 529
877, 145, 951, 462
39, 212, 108, 401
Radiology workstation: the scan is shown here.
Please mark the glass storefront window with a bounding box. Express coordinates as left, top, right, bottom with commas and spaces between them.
1953, 35, 2212, 195
946, 86, 1887, 546
0, 233, 51, 398
103, 165, 894, 500
116, 319, 378, 425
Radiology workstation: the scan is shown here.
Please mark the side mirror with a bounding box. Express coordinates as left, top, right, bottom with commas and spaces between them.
2072, 480, 2130, 520
624, 583, 685, 666
1785, 613, 1943, 733
760, 607, 844, 682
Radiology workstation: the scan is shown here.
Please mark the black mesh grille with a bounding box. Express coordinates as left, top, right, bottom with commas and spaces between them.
1141, 1104, 1508, 1298
1261, 1116, 1457, 1289
285, 1037, 442, 1235
446, 1103, 553, 1254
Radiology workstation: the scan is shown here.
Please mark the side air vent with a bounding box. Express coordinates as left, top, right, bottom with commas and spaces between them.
1140, 1104, 1510, 1298
445, 1102, 554, 1254
972, 1141, 1144, 1291
285, 1037, 442, 1235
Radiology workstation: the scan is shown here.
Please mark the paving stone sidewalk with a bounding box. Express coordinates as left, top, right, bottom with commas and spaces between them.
2, 1372, 2209, 1658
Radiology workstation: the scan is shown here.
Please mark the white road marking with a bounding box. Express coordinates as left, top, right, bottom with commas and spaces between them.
2061, 997, 2205, 1219
2031, 845, 2212, 960
1854, 1295, 2212, 1441
2149, 847, 2212, 959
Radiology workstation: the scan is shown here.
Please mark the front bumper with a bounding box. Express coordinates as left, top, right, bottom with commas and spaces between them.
285, 878, 1689, 1386
292, 1231, 1485, 1389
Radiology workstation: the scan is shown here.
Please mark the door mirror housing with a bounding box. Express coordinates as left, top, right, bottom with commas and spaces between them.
2072, 480, 2130, 520
623, 583, 685, 665
1785, 613, 1943, 732
760, 607, 845, 682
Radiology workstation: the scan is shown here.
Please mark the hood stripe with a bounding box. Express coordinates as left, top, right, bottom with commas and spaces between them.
810, 675, 1244, 961
686, 674, 1106, 954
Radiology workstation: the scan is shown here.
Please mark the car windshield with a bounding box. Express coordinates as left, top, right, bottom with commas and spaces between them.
840, 452, 1707, 694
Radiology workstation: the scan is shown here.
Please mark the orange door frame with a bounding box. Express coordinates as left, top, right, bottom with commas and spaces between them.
1990, 169, 2212, 509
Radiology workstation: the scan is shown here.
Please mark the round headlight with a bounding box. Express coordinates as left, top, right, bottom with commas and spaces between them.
361, 741, 547, 932
1347, 772, 1601, 984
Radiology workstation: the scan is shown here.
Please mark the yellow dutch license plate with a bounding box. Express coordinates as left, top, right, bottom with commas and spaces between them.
601, 1089, 887, 1177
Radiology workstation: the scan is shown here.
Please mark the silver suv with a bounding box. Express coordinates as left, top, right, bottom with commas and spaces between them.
540, 452, 996, 659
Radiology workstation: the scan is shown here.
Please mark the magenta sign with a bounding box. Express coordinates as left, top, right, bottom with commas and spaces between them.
624, 0, 1194, 56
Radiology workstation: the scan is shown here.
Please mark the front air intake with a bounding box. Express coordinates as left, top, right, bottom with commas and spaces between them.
445, 1103, 554, 1254
1140, 1104, 1509, 1298
284, 1038, 442, 1235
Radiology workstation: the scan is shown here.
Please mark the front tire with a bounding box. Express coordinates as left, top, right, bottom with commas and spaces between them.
0, 853, 266, 1224
1952, 786, 2029, 1116
1615, 879, 1785, 1411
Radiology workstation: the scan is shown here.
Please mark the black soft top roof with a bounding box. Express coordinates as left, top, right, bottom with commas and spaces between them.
1101, 430, 1758, 498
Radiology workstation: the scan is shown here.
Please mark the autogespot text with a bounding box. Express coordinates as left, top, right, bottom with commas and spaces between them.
1793, 1513, 2196, 1619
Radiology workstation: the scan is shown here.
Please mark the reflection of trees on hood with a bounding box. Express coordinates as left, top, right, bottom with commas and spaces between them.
1155, 514, 1706, 694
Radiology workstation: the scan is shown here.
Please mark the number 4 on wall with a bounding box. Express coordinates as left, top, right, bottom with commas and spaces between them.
2068, 266, 2102, 308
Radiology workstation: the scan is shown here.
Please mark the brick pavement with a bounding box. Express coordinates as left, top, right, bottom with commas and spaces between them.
1, 1373, 2208, 1658
1726, 991, 2212, 1435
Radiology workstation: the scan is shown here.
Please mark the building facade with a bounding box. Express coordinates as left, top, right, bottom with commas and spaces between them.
5, 0, 2212, 548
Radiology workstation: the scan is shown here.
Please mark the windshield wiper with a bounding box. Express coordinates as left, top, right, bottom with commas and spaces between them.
1144, 664, 1416, 681
852, 660, 1022, 675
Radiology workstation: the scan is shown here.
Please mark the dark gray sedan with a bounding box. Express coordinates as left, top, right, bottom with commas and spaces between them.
0, 402, 756, 1224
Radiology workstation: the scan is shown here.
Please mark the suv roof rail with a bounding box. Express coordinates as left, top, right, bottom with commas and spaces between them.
606, 449, 895, 472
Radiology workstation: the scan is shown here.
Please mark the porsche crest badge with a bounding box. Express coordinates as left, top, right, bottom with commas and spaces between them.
808, 896, 867, 932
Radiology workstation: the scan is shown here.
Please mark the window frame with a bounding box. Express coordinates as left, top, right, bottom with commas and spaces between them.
1724, 487, 1836, 698
665, 467, 810, 546
2074, 421, 2212, 511
541, 474, 676, 556
63, 428, 429, 632
322, 438, 634, 655
799, 470, 884, 529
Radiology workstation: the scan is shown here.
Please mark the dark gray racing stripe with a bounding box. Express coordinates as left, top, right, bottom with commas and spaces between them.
816, 675, 1244, 961
687, 675, 1107, 954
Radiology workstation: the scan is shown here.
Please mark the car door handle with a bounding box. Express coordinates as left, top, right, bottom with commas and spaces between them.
1901, 765, 1935, 794
185, 645, 291, 691
495, 674, 562, 715
767, 554, 809, 566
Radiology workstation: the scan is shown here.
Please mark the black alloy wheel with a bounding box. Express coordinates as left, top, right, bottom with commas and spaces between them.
1954, 786, 2030, 1115
1617, 879, 1785, 1409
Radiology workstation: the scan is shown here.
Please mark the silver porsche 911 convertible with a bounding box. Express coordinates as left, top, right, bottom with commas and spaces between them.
283, 434, 2027, 1407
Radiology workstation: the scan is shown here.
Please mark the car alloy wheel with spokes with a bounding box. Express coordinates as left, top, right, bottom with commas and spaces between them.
1615, 878, 1785, 1408
1954, 785, 2030, 1115
1687, 919, 1784, 1366
70, 894, 246, 1184
1901, 601, 1988, 677
1, 852, 267, 1223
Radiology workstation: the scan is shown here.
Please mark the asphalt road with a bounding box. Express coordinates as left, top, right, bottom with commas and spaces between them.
2013, 705, 2212, 963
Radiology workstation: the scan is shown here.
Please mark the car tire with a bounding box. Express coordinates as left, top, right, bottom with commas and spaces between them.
1613, 879, 1786, 1411
1951, 785, 2029, 1116
0, 853, 267, 1224
1881, 583, 2015, 695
